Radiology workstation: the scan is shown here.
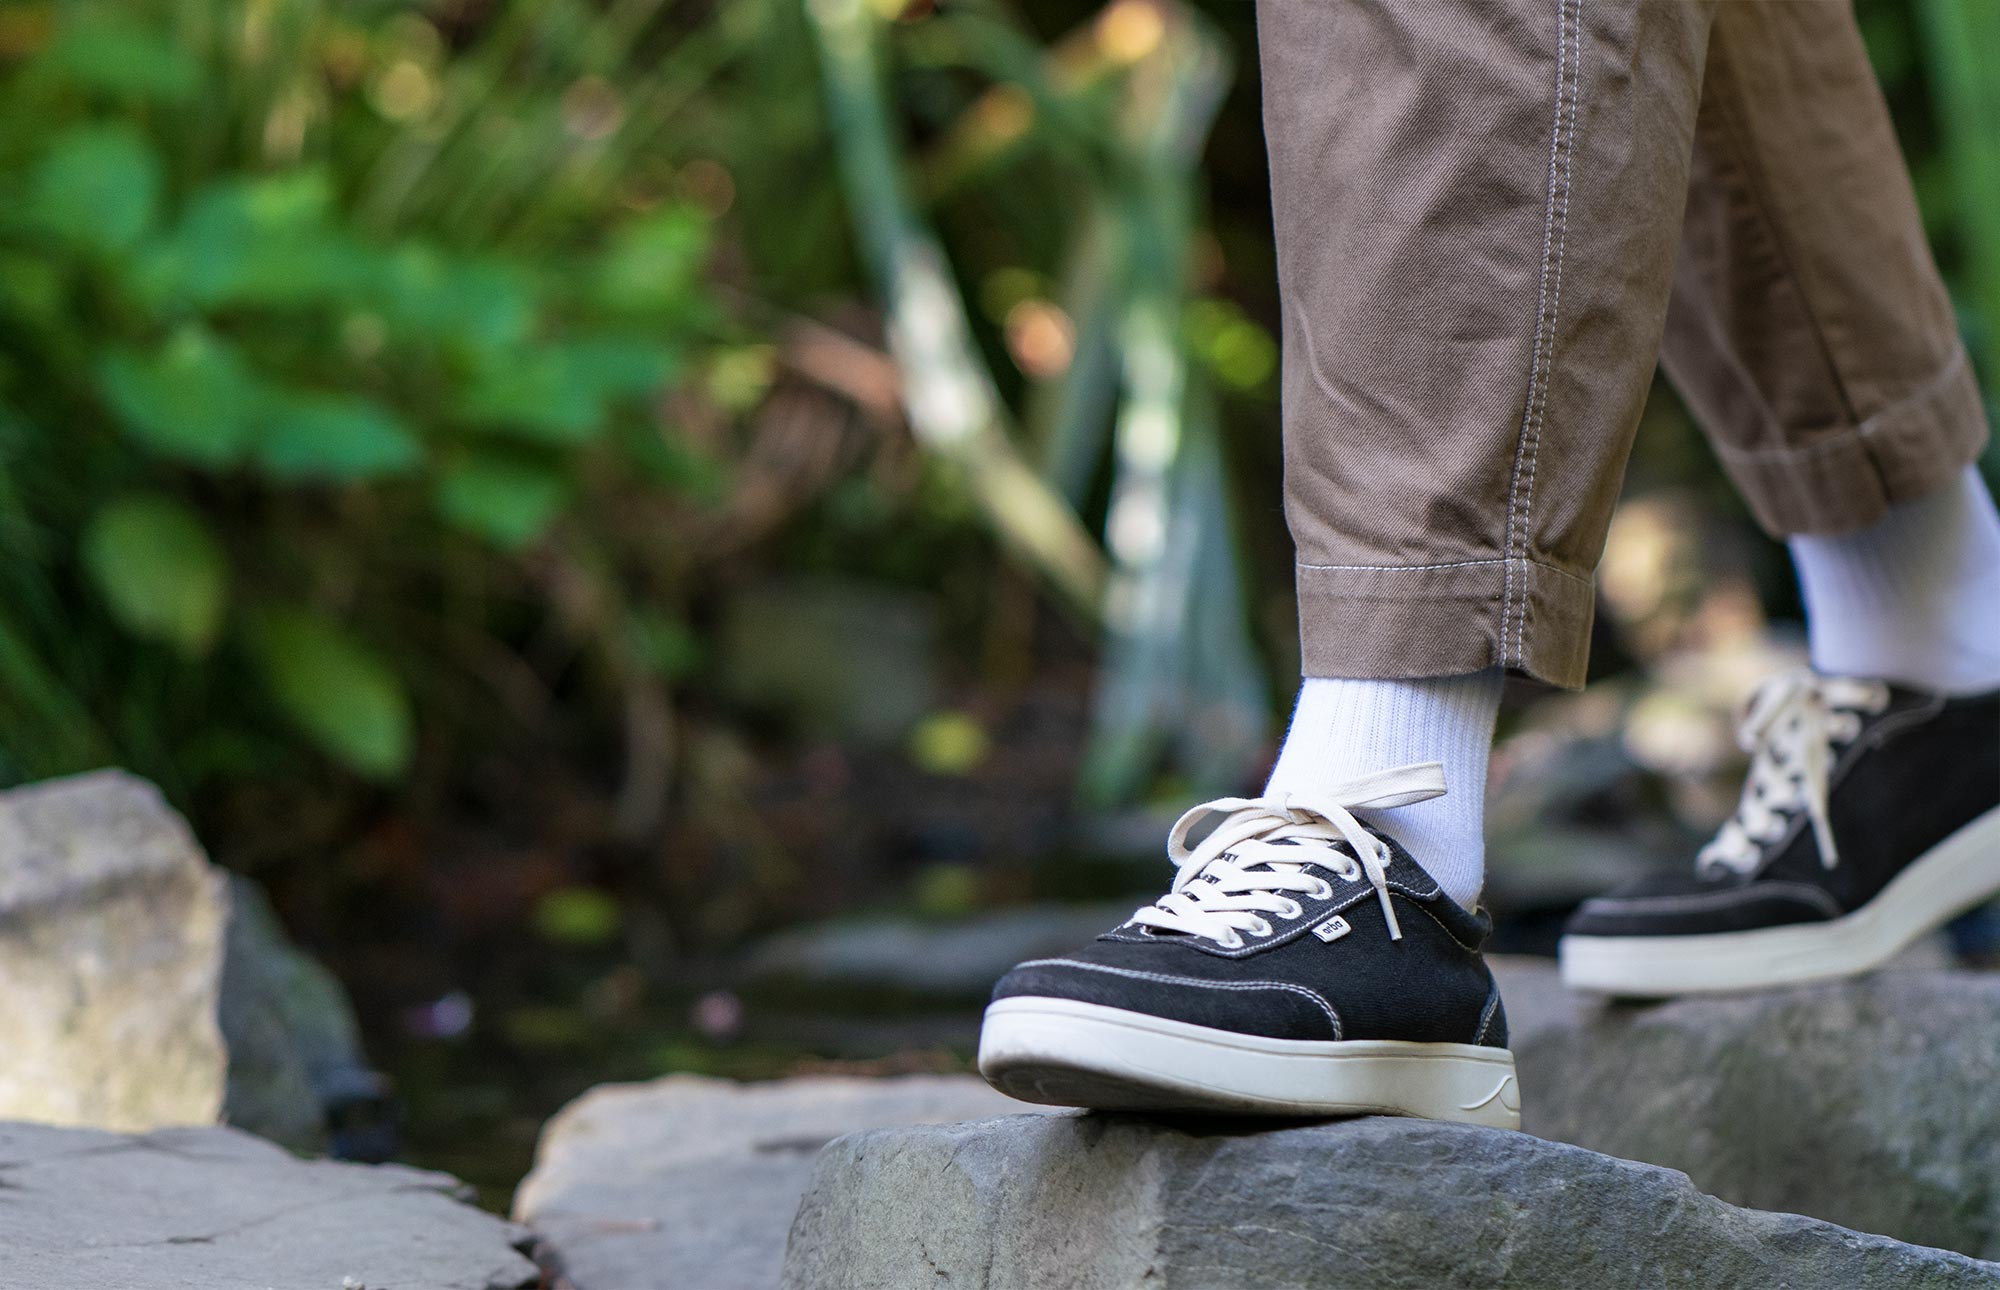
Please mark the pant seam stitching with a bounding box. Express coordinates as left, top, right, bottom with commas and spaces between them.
1500, 0, 1583, 671
1512, 0, 1576, 664
1295, 556, 1594, 592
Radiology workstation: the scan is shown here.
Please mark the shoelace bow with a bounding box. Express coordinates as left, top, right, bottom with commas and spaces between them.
1126, 762, 1449, 948
1697, 670, 1890, 876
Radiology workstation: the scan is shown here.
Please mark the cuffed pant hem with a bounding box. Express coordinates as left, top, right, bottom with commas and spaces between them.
1712, 347, 1991, 538
1295, 558, 1595, 690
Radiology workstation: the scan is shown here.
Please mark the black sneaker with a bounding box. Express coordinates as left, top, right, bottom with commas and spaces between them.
1559, 672, 2000, 996
977, 765, 1519, 1128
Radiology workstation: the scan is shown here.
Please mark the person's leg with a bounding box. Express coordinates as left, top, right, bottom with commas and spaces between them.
1257, 0, 1712, 912
1658, 2, 1985, 543
1265, 671, 1502, 911
1561, 1, 2000, 996
981, 0, 1719, 1122
1790, 466, 2000, 693
1655, 1, 2000, 697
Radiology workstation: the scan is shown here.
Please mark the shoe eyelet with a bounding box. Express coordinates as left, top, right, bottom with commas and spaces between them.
1308, 879, 1334, 899
1247, 918, 1273, 938
1219, 933, 1244, 950
1276, 900, 1303, 920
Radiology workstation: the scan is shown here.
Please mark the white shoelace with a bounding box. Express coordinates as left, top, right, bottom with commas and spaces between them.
1697, 671, 1890, 876
1126, 763, 1449, 949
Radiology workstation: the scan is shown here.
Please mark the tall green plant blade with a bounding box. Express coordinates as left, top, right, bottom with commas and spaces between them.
1919, 0, 2000, 404
1029, 200, 1125, 507
1078, 5, 1260, 803
0, 614, 114, 780
803, 0, 1108, 617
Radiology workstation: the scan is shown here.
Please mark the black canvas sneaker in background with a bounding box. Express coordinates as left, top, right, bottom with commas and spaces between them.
1560, 672, 2000, 996
977, 764, 1519, 1129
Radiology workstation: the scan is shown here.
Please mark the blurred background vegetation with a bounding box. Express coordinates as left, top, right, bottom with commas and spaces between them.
1, 0, 1995, 1200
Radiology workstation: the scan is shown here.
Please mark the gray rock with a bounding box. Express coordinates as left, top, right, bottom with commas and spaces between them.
219, 873, 391, 1156
742, 902, 1138, 1001
0, 770, 229, 1133
0, 769, 378, 1152
516, 1074, 1049, 1290
0, 1119, 539, 1289
1493, 956, 2000, 1260
781, 1112, 2000, 1289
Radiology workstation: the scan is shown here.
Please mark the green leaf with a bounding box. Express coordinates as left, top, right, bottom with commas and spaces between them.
457, 348, 605, 443
567, 335, 679, 399
459, 339, 673, 444
245, 609, 412, 778
594, 207, 711, 317
40, 16, 201, 103
140, 171, 369, 310
31, 125, 162, 255
258, 394, 423, 482
80, 495, 228, 656
97, 329, 264, 466
435, 452, 568, 548
379, 247, 535, 355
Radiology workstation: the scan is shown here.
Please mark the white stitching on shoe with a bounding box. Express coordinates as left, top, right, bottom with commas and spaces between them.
1015, 958, 1343, 1039
1475, 987, 1502, 1045
1501, 0, 1584, 668
1578, 881, 1844, 919
1396, 897, 1486, 954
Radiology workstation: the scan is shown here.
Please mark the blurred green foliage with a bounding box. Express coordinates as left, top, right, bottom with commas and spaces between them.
0, 0, 1993, 848
0, 0, 717, 788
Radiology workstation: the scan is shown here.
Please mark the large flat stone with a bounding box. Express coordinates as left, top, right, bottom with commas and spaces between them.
1493, 956, 2000, 1259
782, 1113, 2000, 1289
515, 1074, 1048, 1290
0, 1120, 538, 1289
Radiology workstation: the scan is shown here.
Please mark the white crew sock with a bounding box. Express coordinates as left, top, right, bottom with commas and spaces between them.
1264, 668, 1502, 912
1788, 465, 2000, 695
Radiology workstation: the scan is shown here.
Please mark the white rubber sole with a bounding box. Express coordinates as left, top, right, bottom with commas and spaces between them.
1560, 803, 2000, 997
976, 996, 1520, 1129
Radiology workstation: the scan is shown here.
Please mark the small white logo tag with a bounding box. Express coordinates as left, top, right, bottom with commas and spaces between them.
1313, 915, 1351, 943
